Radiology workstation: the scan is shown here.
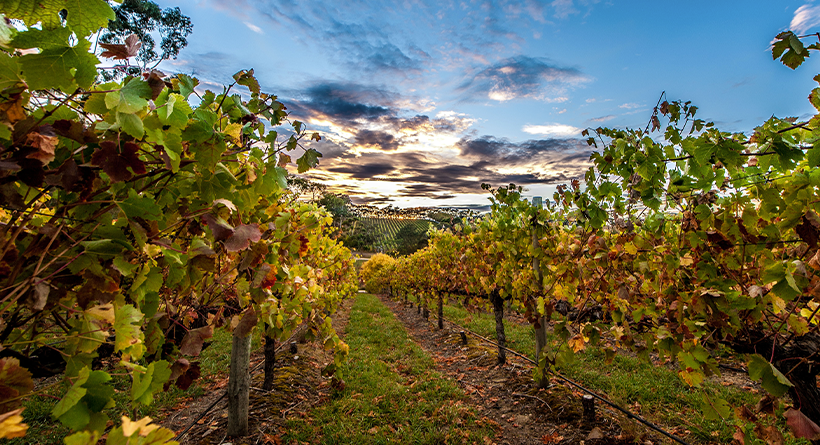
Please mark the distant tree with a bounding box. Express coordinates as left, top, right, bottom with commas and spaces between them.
395, 223, 429, 256
99, 0, 193, 77
287, 177, 327, 202
317, 193, 351, 219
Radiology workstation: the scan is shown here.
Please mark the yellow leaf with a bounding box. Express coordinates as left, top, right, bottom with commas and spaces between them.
624, 242, 638, 255
120, 416, 158, 437
225, 123, 243, 146
85, 304, 115, 323
0, 409, 27, 439
568, 334, 586, 352
680, 255, 694, 266
771, 296, 787, 314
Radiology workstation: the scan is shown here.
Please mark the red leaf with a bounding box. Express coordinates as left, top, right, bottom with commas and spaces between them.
91, 141, 146, 182
179, 325, 214, 356
784, 408, 820, 440
234, 307, 257, 339
224, 224, 262, 252
202, 213, 234, 242
796, 215, 819, 248
143, 70, 166, 100
100, 34, 142, 60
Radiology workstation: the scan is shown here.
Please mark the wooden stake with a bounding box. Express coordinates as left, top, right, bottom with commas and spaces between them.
227, 331, 252, 437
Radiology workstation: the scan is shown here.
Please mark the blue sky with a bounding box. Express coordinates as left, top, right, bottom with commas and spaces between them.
154, 0, 820, 208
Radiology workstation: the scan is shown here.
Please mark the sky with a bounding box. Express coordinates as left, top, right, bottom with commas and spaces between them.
152, 0, 820, 209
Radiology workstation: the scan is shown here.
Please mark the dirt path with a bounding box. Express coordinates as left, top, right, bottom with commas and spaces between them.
380, 296, 643, 445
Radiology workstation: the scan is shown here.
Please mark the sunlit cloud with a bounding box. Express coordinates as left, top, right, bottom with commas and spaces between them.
243, 22, 264, 34
522, 123, 582, 137
619, 102, 640, 109
589, 114, 616, 123
791, 4, 820, 34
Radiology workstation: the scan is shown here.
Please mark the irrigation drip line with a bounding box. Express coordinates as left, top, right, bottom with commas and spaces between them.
174, 336, 295, 442
421, 308, 692, 445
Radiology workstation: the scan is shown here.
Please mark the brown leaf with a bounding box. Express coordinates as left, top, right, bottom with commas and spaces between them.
24, 282, 49, 311
660, 100, 669, 115
144, 70, 165, 100
707, 230, 734, 250
755, 395, 777, 414
179, 325, 214, 356
224, 224, 262, 252
100, 34, 142, 60
732, 426, 746, 445
736, 405, 758, 422
796, 215, 820, 249
784, 408, 820, 440
234, 306, 257, 339
25, 127, 57, 165
175, 362, 200, 390
753, 423, 784, 445
0, 358, 34, 414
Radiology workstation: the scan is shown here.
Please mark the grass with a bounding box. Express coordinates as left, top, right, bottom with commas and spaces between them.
10, 326, 261, 444
283, 293, 497, 444
428, 296, 805, 445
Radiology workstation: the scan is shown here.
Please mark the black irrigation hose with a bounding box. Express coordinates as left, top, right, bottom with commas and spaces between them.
174, 337, 294, 441
420, 308, 692, 445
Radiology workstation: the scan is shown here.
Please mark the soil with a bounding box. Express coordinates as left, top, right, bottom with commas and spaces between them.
163, 294, 701, 444
381, 297, 642, 445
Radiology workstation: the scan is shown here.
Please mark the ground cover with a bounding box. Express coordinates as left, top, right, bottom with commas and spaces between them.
430, 297, 804, 444
283, 292, 498, 444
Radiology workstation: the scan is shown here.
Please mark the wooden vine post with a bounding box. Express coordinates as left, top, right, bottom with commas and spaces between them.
531, 197, 550, 388
491, 291, 507, 364
262, 335, 276, 391
228, 308, 257, 437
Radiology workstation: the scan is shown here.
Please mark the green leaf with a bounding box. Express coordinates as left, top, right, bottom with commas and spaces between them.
52, 366, 90, 428
80, 239, 132, 256
1, 0, 114, 36
114, 303, 144, 357
117, 112, 144, 139
176, 74, 197, 98
701, 394, 730, 420
193, 140, 226, 172
155, 91, 192, 129
81, 370, 113, 412
63, 431, 99, 445
106, 79, 152, 114
118, 189, 162, 221
131, 360, 171, 405
747, 354, 793, 397
296, 148, 322, 173
0, 52, 22, 92
233, 69, 260, 95
19, 40, 99, 91
11, 27, 73, 49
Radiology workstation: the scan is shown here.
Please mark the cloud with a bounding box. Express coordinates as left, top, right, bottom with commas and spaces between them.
619, 102, 640, 109
522, 123, 582, 137
791, 4, 820, 34
589, 115, 616, 123
459, 56, 589, 102
287, 82, 394, 125
244, 22, 264, 34
355, 130, 400, 151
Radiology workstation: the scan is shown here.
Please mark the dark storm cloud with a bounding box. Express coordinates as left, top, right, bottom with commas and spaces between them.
286, 82, 393, 125
457, 136, 589, 165
326, 162, 397, 179
459, 56, 587, 101
355, 130, 400, 151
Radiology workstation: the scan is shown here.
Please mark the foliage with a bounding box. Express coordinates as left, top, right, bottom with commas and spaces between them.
0, 1, 355, 441
360, 253, 395, 293
380, 29, 820, 443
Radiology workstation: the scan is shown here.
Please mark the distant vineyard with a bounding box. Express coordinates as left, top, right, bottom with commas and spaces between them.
352, 218, 437, 252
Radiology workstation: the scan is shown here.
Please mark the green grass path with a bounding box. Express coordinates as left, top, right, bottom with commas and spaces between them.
284, 293, 496, 444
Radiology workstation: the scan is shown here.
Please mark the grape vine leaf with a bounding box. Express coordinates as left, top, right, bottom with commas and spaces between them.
202, 213, 234, 241
53, 367, 114, 431
91, 141, 147, 182
296, 148, 322, 173
119, 189, 163, 221
0, 358, 34, 413
100, 34, 142, 60
784, 408, 820, 440
233, 69, 260, 95
114, 303, 144, 357
106, 79, 152, 114
747, 354, 793, 397
179, 325, 214, 356
224, 224, 262, 252
131, 361, 171, 405
19, 41, 99, 91
701, 394, 730, 420
0, 0, 114, 37
0, 409, 27, 439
